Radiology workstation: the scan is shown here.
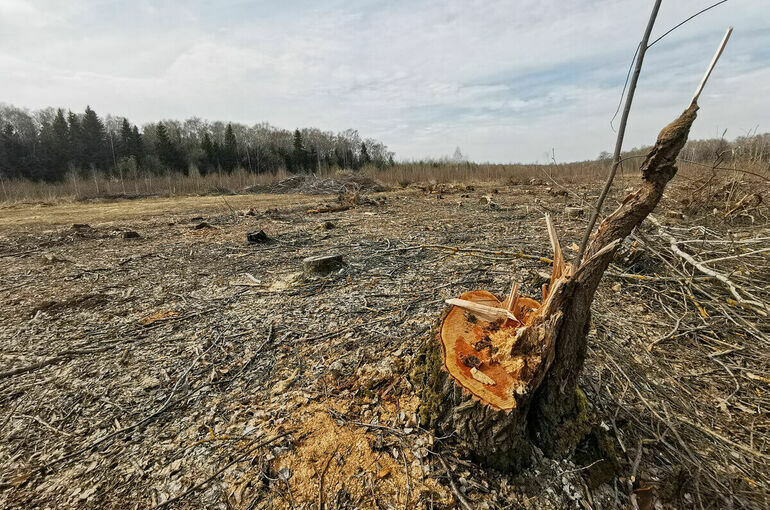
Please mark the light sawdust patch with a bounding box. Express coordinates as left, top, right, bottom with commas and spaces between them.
272, 401, 450, 509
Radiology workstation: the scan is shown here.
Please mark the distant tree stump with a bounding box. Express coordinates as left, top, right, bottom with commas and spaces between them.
565, 206, 584, 217
246, 230, 270, 244
303, 254, 344, 274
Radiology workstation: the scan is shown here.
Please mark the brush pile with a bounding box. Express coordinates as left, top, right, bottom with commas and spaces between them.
245, 172, 387, 195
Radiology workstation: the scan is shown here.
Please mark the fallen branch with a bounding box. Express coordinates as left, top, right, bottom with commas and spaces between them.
306, 205, 351, 214
649, 215, 768, 315
0, 355, 71, 380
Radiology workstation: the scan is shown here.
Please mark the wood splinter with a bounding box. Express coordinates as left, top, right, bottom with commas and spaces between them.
440, 214, 569, 411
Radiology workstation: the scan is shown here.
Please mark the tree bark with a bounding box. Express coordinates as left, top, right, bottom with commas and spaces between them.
414, 311, 533, 472
416, 104, 699, 470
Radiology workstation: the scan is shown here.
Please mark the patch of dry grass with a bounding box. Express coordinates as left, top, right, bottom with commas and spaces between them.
0, 193, 317, 227
1, 159, 766, 205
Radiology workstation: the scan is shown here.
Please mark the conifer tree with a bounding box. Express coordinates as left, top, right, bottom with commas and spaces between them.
293, 129, 305, 172
1, 124, 32, 179
51, 109, 70, 171
222, 123, 238, 172
81, 106, 108, 169
200, 132, 215, 174
67, 111, 83, 169
155, 123, 185, 172
119, 118, 133, 159
130, 126, 143, 161
360, 142, 371, 165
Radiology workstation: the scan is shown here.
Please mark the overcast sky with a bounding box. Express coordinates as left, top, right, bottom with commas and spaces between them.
1, 0, 767, 162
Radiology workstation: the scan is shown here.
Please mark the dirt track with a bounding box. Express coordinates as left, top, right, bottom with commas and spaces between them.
1, 183, 768, 509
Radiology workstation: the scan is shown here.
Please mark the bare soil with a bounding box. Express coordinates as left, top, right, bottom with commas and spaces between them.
0, 181, 767, 509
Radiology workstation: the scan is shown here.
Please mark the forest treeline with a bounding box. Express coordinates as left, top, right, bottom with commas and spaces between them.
0, 103, 395, 182
1, 103, 768, 185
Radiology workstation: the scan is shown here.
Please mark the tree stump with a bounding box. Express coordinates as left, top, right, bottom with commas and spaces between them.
414, 310, 533, 472
416, 104, 699, 472
303, 254, 344, 274
565, 206, 584, 217
246, 229, 270, 244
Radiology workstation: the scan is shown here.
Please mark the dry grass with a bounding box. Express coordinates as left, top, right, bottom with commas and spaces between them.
0, 167, 292, 204
0, 193, 318, 227
0, 161, 613, 204
366, 160, 613, 186
1, 159, 766, 205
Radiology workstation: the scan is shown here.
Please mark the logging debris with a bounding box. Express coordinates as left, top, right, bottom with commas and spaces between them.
0, 179, 767, 509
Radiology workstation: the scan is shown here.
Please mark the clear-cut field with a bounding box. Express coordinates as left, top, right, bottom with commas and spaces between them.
0, 181, 767, 509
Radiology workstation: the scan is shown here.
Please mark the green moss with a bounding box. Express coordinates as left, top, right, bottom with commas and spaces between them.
414, 333, 447, 430
549, 387, 593, 456
570, 388, 622, 488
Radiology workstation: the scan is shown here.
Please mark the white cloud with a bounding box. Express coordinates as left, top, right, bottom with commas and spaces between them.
0, 0, 766, 162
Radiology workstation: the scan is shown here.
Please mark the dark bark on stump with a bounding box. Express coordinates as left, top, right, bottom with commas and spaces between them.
533, 104, 699, 456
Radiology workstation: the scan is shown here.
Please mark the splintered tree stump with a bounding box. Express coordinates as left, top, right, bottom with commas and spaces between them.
417, 104, 699, 472
416, 309, 533, 472
303, 254, 344, 274
416, 216, 577, 472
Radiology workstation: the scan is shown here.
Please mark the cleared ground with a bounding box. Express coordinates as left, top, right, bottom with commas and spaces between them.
0, 194, 318, 227
0, 181, 767, 509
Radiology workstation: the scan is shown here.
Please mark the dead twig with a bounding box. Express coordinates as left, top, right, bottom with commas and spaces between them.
436, 454, 473, 510
576, 0, 663, 264
649, 215, 768, 315
318, 445, 339, 510
153, 431, 295, 509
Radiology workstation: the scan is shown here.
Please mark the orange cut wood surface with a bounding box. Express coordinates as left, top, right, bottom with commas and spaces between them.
440, 290, 541, 411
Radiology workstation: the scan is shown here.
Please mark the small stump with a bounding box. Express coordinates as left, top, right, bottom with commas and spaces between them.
247, 230, 270, 244
303, 254, 344, 275
565, 207, 584, 217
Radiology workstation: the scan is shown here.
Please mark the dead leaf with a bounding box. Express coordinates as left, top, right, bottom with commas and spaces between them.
271, 369, 298, 396
139, 310, 178, 325
11, 472, 32, 487
745, 372, 770, 384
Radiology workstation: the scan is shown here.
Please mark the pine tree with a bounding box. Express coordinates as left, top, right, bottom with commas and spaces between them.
200, 133, 215, 174
130, 126, 143, 161
37, 117, 56, 179
81, 106, 108, 170
155, 123, 185, 172
222, 124, 238, 172
119, 118, 133, 159
1, 124, 31, 179
212, 140, 222, 171
293, 129, 306, 172
67, 111, 83, 170
51, 109, 69, 172
0, 125, 8, 177
360, 142, 371, 165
